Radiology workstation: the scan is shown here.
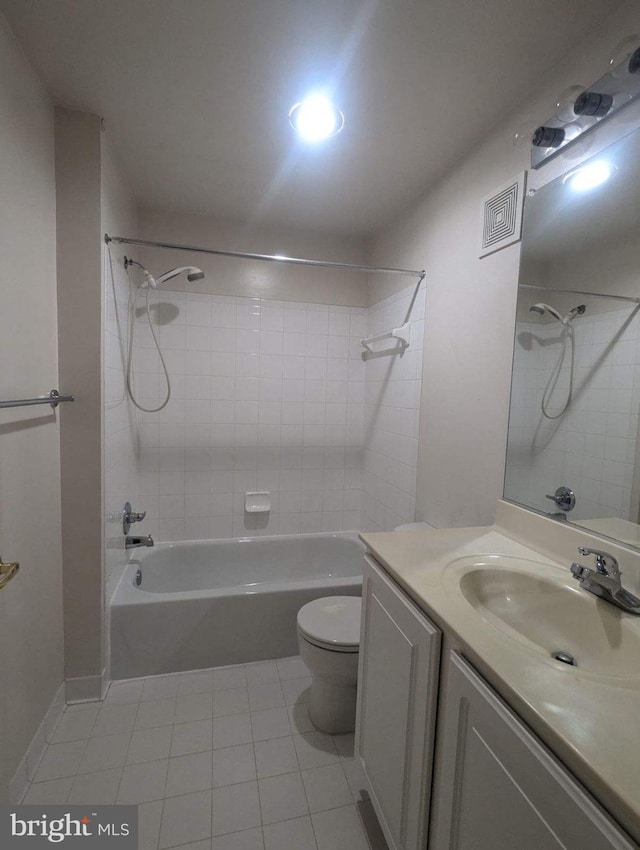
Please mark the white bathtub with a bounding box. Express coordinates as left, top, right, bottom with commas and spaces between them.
110, 532, 363, 680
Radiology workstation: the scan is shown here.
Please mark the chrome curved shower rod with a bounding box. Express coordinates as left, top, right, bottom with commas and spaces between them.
104, 234, 426, 281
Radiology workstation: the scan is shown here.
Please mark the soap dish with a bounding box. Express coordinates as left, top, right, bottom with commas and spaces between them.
245, 491, 271, 513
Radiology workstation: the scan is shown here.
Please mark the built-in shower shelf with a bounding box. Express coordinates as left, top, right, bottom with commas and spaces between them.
360, 322, 411, 353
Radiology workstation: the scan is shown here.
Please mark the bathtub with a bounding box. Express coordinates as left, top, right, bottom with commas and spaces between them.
110, 532, 363, 680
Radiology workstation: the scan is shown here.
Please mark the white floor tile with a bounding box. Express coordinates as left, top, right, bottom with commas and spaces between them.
276, 656, 309, 681
293, 733, 340, 770
211, 780, 261, 837
213, 687, 250, 717
245, 661, 279, 686
281, 677, 312, 706
179, 669, 215, 696
138, 800, 164, 850
23, 777, 73, 804
175, 842, 213, 850
159, 789, 212, 849
50, 705, 100, 743
212, 827, 263, 850
213, 713, 252, 749
248, 683, 285, 712
135, 698, 177, 730
176, 692, 214, 723
263, 816, 317, 850
341, 758, 368, 803
68, 767, 123, 804
213, 666, 247, 691
93, 703, 138, 737
211, 744, 256, 788
258, 772, 309, 825
311, 805, 369, 850
142, 675, 181, 702
301, 763, 352, 813
166, 751, 213, 797
172, 719, 214, 756
105, 679, 144, 705
127, 725, 173, 764
78, 732, 131, 773
33, 739, 87, 782
254, 737, 299, 779
117, 759, 169, 804
250, 707, 291, 742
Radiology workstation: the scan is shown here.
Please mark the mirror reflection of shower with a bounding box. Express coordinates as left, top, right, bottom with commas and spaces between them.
529, 301, 586, 419
122, 255, 205, 413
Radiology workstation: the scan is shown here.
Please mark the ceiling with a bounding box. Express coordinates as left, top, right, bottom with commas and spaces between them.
0, 0, 621, 236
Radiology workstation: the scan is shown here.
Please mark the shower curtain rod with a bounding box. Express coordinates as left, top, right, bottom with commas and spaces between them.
521, 283, 640, 305
104, 234, 426, 281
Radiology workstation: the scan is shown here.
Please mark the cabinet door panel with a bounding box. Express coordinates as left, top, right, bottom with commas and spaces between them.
432, 653, 638, 850
356, 556, 441, 850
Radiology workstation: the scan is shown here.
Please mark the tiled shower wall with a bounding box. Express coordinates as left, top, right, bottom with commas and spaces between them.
505, 305, 640, 521
361, 282, 425, 531
131, 293, 368, 541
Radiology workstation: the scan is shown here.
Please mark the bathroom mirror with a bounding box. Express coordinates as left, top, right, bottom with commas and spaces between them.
504, 123, 640, 548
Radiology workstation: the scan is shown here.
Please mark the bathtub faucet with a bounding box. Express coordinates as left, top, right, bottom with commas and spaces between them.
125, 535, 154, 550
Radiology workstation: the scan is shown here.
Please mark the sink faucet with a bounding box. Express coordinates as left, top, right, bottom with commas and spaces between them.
125, 534, 154, 550
570, 546, 640, 615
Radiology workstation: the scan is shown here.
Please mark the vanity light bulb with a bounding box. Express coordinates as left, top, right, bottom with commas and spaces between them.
609, 34, 640, 78
555, 85, 585, 122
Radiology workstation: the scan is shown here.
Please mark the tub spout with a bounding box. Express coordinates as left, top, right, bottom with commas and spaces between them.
126, 535, 154, 550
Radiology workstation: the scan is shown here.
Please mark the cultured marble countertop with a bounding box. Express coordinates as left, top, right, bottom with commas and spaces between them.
360, 524, 640, 845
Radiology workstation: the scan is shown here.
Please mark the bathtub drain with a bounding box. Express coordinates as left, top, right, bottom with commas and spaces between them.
551, 650, 576, 666
135, 569, 142, 587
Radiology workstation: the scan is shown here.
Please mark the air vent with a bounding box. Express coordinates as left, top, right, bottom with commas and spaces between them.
480, 172, 526, 258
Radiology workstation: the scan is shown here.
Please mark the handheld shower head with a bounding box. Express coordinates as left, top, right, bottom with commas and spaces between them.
529, 303, 563, 322
157, 266, 205, 284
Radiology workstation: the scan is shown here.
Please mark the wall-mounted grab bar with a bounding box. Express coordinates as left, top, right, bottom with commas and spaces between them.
0, 389, 75, 410
360, 322, 411, 352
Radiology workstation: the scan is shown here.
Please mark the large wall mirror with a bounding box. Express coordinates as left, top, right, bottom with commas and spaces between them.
504, 124, 640, 548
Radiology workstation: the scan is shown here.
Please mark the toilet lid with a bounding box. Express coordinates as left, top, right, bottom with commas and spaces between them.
297, 596, 361, 649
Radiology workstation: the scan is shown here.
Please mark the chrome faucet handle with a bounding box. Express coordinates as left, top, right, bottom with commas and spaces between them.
577, 547, 620, 578
123, 501, 147, 535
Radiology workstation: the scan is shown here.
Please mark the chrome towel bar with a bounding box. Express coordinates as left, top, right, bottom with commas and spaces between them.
0, 389, 75, 410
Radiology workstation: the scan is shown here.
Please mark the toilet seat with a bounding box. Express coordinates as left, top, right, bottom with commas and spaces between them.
297, 596, 361, 654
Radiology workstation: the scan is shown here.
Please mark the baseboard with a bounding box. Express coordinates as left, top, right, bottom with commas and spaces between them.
9, 681, 66, 803
65, 674, 103, 704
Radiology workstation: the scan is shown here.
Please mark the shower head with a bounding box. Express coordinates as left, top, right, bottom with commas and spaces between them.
157, 266, 205, 284
529, 302, 586, 325
529, 303, 563, 322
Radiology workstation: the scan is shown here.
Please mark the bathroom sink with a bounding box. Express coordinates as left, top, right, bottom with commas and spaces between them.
443, 555, 640, 679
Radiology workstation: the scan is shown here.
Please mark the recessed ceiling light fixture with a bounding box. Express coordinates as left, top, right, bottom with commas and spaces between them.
289, 94, 344, 142
563, 160, 616, 191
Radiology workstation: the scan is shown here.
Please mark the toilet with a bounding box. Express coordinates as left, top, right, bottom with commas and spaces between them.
297, 595, 362, 734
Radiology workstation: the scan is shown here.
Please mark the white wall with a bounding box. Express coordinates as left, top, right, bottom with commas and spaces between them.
362, 280, 426, 530
0, 14, 63, 801
101, 137, 139, 641
369, 0, 640, 529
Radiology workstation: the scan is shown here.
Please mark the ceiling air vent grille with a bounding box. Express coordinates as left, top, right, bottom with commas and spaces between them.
480, 172, 526, 258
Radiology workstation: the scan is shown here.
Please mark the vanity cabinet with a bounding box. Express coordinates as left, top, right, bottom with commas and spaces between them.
431, 652, 636, 850
355, 555, 441, 850
357, 551, 638, 850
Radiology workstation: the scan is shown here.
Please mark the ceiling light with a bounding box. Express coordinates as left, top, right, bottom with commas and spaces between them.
563, 161, 616, 191
289, 94, 344, 142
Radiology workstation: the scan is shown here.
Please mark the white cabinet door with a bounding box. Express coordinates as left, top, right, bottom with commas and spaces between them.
355, 555, 441, 850
432, 652, 638, 850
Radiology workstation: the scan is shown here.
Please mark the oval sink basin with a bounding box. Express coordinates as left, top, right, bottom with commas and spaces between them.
444, 555, 640, 679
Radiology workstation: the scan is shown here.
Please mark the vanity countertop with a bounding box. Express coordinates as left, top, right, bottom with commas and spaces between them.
360, 516, 640, 845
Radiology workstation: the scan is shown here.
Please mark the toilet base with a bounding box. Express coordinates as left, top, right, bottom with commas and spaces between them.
308, 678, 357, 734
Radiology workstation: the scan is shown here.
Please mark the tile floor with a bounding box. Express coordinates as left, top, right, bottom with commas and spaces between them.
23, 656, 388, 850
